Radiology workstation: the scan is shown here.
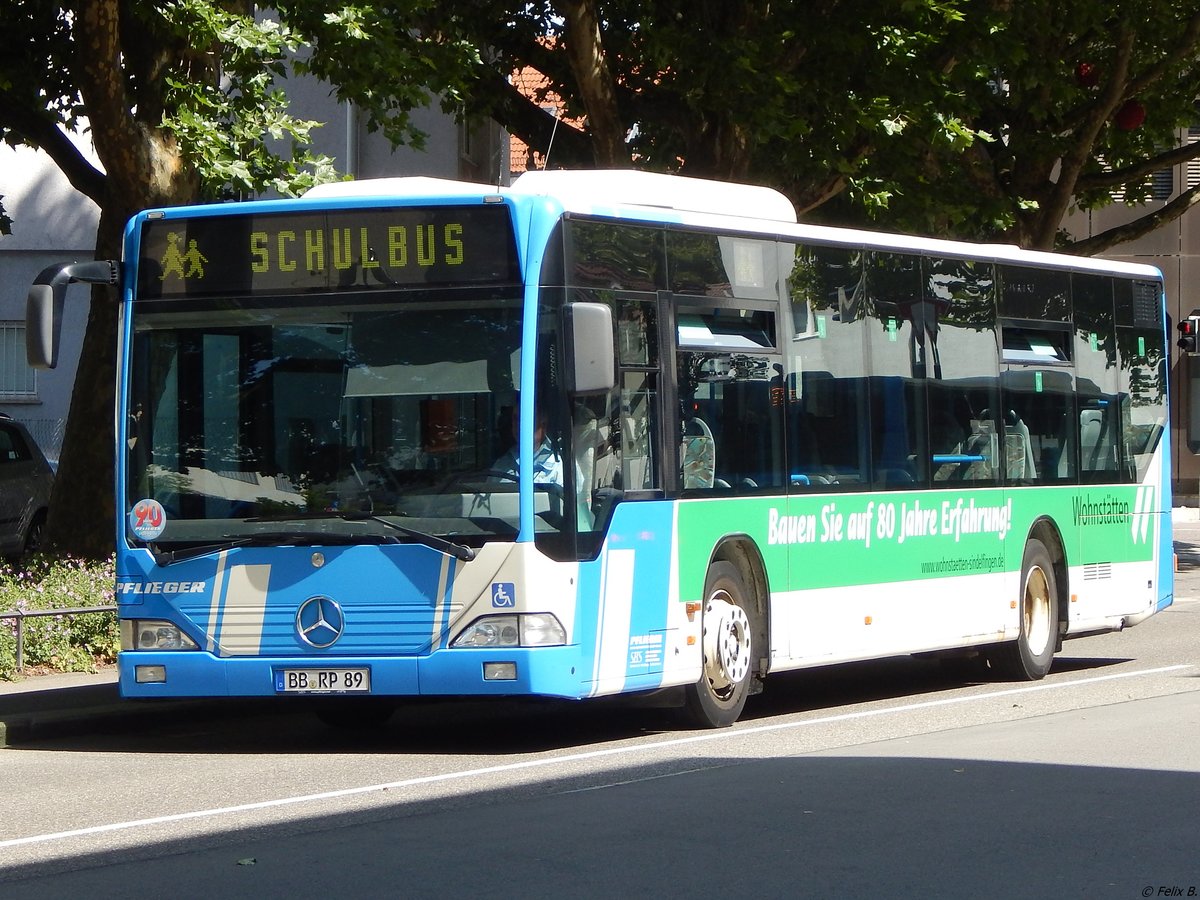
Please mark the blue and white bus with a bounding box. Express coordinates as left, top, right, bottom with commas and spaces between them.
29, 170, 1173, 727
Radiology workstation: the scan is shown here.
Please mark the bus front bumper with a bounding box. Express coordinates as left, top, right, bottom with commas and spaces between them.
117, 645, 586, 700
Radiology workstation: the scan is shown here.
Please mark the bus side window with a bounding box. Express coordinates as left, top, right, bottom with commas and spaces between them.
1115, 279, 1167, 481
922, 257, 1000, 486
677, 352, 784, 493
784, 243, 869, 491
621, 372, 657, 491
864, 251, 926, 489
1000, 367, 1078, 484
1074, 274, 1120, 483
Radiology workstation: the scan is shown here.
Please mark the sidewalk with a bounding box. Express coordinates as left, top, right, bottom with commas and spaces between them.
5, 510, 1200, 747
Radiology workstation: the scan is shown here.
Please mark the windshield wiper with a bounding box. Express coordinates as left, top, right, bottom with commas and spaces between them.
343, 511, 472, 561
247, 511, 477, 562
148, 538, 254, 567
147, 526, 402, 568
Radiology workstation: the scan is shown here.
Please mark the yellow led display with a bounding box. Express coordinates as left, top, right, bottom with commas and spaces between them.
138, 206, 515, 300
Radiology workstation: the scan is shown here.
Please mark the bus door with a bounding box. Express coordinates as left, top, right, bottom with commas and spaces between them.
568, 287, 681, 696
670, 293, 785, 665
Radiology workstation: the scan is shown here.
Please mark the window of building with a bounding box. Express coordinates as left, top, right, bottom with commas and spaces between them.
0, 323, 37, 398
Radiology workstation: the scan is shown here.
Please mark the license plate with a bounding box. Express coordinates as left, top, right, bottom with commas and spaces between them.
275, 668, 371, 693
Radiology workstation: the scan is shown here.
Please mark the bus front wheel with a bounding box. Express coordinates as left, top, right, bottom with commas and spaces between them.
989, 538, 1058, 680
683, 561, 754, 728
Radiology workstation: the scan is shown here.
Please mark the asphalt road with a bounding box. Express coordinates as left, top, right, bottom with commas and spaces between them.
1, 517, 1197, 898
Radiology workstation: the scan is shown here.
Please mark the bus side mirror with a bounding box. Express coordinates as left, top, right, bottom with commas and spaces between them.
566, 302, 615, 394
26, 283, 64, 369
26, 260, 119, 369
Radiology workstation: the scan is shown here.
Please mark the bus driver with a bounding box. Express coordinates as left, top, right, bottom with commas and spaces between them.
492, 394, 564, 489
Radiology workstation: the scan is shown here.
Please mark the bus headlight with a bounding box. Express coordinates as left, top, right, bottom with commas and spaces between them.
123, 620, 199, 651
451, 614, 566, 648
519, 613, 567, 646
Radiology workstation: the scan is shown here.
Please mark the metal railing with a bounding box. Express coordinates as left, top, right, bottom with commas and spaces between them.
0, 605, 117, 673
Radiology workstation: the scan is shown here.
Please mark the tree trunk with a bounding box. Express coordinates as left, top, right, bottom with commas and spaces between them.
41, 0, 199, 558
559, 0, 627, 167
43, 205, 125, 558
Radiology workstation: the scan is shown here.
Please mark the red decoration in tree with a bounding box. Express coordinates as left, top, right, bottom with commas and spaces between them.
1115, 99, 1146, 131
1075, 62, 1099, 88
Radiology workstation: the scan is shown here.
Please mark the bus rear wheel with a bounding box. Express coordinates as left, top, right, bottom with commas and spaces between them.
989, 538, 1058, 680
682, 561, 754, 728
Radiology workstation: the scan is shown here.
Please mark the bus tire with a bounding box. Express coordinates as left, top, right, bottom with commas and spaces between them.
989, 538, 1058, 680
682, 561, 754, 728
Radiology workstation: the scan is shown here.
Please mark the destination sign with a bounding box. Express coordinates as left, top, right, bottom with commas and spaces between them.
137, 205, 519, 300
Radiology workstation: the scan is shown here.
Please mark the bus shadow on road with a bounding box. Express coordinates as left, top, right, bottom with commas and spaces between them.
1048, 656, 1134, 674
5, 651, 1148, 757
741, 652, 1134, 723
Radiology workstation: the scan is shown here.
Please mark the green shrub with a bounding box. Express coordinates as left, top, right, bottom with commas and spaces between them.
0, 555, 117, 681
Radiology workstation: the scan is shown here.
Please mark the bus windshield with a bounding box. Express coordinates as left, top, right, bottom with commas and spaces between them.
126, 294, 540, 548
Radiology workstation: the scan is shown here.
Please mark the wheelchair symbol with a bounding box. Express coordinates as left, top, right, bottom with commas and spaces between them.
491, 582, 516, 608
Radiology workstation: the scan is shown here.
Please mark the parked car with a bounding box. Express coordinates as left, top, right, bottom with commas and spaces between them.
0, 414, 54, 557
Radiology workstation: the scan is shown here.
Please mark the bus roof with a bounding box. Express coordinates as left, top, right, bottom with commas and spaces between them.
509, 169, 799, 223
303, 171, 1162, 281
304, 170, 799, 223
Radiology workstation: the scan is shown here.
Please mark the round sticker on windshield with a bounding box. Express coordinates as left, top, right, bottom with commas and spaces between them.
129, 499, 167, 540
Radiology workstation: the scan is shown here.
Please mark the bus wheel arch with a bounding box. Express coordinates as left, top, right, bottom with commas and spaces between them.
682, 537, 769, 728
712, 537, 770, 679
990, 519, 1066, 680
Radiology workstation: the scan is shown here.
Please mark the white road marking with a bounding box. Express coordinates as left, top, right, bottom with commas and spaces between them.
1, 663, 1192, 851
558, 764, 729, 794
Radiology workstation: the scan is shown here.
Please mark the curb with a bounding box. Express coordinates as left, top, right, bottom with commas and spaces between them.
0, 705, 123, 748
0, 697, 249, 748
0, 701, 164, 748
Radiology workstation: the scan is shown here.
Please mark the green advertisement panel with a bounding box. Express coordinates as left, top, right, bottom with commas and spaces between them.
675, 485, 1157, 602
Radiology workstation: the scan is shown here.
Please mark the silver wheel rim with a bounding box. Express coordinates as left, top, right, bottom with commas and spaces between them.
1023, 564, 1053, 657
702, 589, 751, 698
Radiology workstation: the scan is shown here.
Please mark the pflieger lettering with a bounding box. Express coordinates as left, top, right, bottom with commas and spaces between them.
117, 581, 207, 595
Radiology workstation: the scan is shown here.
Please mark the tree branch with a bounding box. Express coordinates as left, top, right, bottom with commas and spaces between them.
1077, 138, 1200, 193
0, 97, 106, 203
787, 134, 874, 213
1031, 23, 1136, 247
1065, 183, 1200, 255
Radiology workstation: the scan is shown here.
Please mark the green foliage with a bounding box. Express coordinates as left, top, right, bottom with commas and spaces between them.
281, 0, 993, 207
856, 0, 1200, 247
156, 1, 340, 199
276, 0, 484, 152
279, 0, 1200, 250
0, 0, 341, 213
0, 0, 346, 557
5, 0, 1200, 251
0, 556, 117, 681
